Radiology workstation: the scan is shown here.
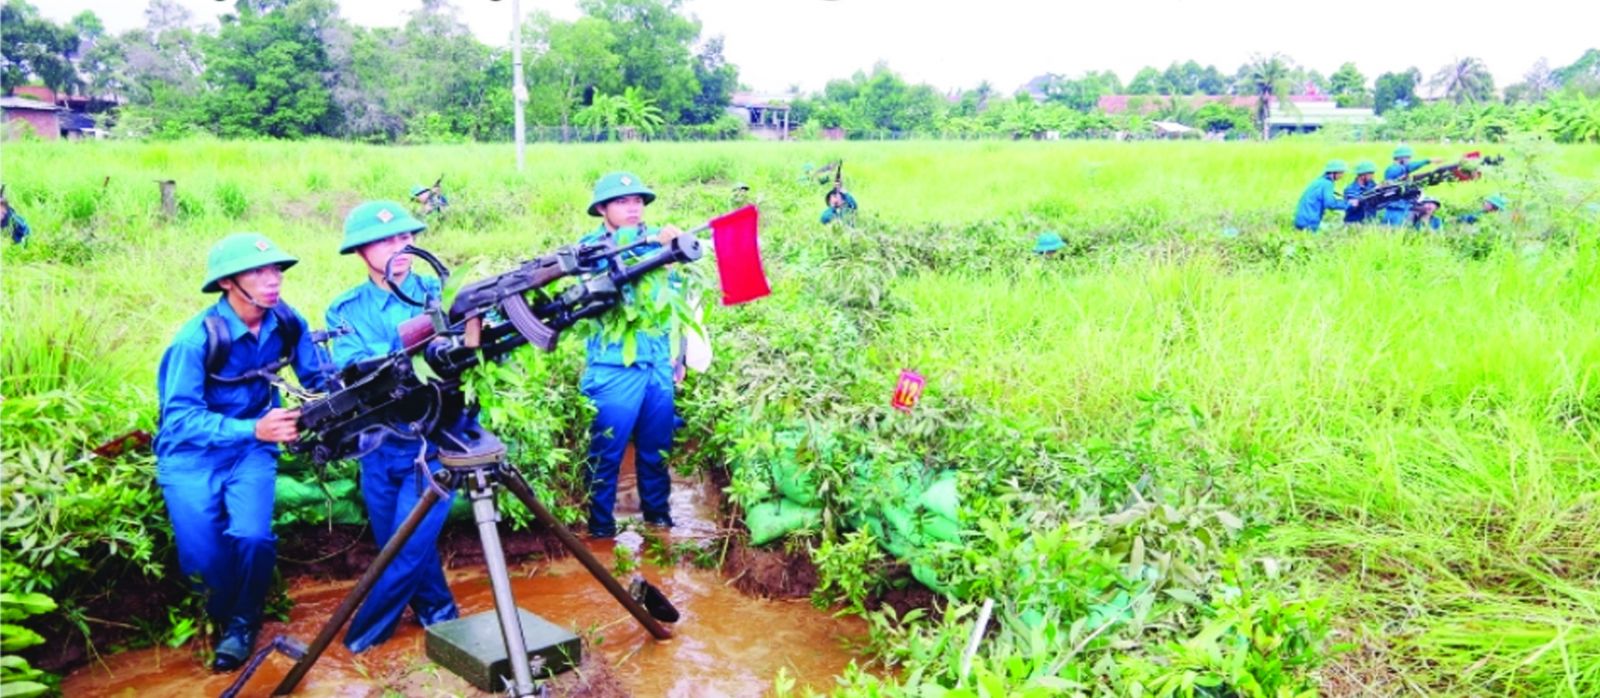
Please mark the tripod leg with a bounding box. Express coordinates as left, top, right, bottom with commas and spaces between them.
272, 472, 447, 696
498, 467, 673, 640
466, 468, 537, 696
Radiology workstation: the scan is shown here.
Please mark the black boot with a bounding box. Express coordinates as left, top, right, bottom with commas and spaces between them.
212, 618, 259, 672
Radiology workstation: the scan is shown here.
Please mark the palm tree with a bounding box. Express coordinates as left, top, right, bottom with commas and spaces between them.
1431, 57, 1496, 104
1244, 54, 1293, 140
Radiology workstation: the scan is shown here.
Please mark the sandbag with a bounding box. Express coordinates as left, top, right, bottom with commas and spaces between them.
919, 471, 960, 521
910, 563, 947, 593
773, 461, 820, 507
922, 513, 961, 544
275, 476, 326, 509
883, 504, 919, 545
328, 499, 366, 526
746, 499, 823, 546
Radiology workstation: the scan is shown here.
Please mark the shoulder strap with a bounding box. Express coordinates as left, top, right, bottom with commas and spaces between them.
272, 303, 302, 363
201, 304, 302, 381
203, 314, 232, 376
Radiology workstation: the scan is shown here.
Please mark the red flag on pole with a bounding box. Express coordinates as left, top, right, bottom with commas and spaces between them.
709, 205, 770, 305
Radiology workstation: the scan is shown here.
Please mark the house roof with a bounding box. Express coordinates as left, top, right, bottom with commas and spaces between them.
0, 97, 59, 111
12, 85, 57, 103
1266, 101, 1380, 126
1097, 93, 1324, 114
730, 92, 792, 109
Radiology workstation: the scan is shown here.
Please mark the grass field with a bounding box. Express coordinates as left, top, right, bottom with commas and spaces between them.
4, 138, 1599, 696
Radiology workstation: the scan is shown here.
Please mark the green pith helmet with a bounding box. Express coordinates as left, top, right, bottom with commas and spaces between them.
1485, 193, 1508, 210
1324, 159, 1349, 174
202, 232, 298, 293
1355, 161, 1377, 175
1393, 145, 1415, 159
588, 172, 655, 217
1034, 231, 1065, 253
340, 200, 426, 254
410, 184, 429, 198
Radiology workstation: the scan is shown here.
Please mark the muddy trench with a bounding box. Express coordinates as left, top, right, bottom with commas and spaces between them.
59, 453, 869, 697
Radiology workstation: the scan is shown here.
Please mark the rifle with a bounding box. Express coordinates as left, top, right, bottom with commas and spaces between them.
1409, 152, 1502, 188
1355, 152, 1503, 219
1352, 181, 1423, 221
289, 234, 703, 465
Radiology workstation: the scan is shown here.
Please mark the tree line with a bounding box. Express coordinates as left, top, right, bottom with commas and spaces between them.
2, 0, 1597, 143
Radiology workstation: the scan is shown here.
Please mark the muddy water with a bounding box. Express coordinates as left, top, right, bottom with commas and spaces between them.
61, 464, 866, 697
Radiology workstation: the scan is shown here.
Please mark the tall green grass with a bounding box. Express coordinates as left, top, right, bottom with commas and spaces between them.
3, 138, 1599, 694
889, 237, 1600, 694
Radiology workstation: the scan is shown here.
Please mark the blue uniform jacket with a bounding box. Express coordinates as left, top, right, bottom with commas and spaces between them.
3, 209, 29, 244
1293, 176, 1349, 231
1382, 159, 1432, 222
325, 273, 443, 454
578, 224, 673, 368
821, 192, 859, 224
1343, 179, 1377, 223
156, 299, 328, 462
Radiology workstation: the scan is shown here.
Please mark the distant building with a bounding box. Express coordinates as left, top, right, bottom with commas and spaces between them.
2, 86, 119, 140
1, 97, 60, 140
728, 92, 792, 140
1095, 93, 1326, 114
1265, 100, 1380, 135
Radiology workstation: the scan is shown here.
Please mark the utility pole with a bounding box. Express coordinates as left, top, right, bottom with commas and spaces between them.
496, 0, 528, 170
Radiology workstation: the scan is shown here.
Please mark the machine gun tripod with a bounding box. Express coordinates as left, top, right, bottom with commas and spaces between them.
260, 427, 675, 697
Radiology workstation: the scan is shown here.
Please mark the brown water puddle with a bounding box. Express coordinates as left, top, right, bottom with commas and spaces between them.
62, 463, 866, 697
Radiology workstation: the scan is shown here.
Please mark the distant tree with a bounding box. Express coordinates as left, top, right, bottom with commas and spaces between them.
1193, 101, 1254, 133
1, 0, 81, 92
199, 0, 338, 138
578, 0, 701, 122
1196, 65, 1227, 95
1431, 57, 1496, 104
1328, 62, 1368, 105
1127, 66, 1161, 95
1243, 53, 1293, 139
526, 13, 621, 133
682, 35, 738, 124
1373, 68, 1421, 114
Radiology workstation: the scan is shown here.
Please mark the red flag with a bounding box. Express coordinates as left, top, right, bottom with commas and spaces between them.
710, 205, 770, 305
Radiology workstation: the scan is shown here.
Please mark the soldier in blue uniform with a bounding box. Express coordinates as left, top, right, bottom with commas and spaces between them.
578, 172, 686, 538
1, 191, 31, 244
324, 201, 460, 652
1382, 145, 1432, 226
1292, 160, 1355, 232
1343, 161, 1379, 224
155, 233, 328, 670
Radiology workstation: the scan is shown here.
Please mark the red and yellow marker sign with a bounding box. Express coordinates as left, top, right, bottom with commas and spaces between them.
891, 370, 925, 412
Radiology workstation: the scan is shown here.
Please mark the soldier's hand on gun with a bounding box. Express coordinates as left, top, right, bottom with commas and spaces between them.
657, 225, 684, 246
256, 408, 302, 443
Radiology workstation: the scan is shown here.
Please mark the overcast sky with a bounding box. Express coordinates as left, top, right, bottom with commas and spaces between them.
37, 0, 1598, 95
